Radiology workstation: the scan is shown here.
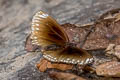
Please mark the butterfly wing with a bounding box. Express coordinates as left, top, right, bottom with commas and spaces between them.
30, 11, 69, 47
29, 11, 93, 65
43, 47, 93, 65
25, 34, 41, 52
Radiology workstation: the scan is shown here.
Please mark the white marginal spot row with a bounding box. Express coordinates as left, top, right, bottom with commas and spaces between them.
31, 11, 49, 32
35, 11, 49, 19
43, 55, 94, 65
43, 54, 58, 62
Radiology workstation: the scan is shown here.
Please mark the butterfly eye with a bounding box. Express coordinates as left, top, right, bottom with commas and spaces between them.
26, 11, 93, 65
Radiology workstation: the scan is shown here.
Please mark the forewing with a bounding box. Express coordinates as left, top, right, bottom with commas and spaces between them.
25, 34, 41, 52
43, 47, 93, 65
30, 11, 69, 47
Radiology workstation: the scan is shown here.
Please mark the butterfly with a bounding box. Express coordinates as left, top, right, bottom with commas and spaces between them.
25, 11, 93, 65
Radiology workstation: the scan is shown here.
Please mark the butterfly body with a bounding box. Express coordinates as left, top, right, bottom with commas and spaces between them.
26, 11, 93, 65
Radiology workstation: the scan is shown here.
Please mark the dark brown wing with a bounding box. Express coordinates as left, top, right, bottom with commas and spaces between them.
30, 11, 69, 47
43, 47, 93, 65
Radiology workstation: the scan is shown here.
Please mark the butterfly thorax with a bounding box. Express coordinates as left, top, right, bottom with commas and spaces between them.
43, 42, 77, 51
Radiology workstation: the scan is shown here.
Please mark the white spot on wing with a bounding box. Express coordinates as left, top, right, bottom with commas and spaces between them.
34, 36, 37, 39
38, 13, 48, 18
36, 27, 40, 30
85, 58, 89, 64
33, 16, 41, 20
35, 23, 39, 26
80, 61, 84, 65
32, 19, 40, 23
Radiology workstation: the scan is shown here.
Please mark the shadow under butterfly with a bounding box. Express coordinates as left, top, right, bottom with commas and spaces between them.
25, 11, 93, 65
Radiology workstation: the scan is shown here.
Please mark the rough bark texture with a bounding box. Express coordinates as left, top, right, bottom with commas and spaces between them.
0, 0, 120, 80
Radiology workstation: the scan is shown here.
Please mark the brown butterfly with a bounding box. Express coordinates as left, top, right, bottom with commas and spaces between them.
25, 11, 93, 65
